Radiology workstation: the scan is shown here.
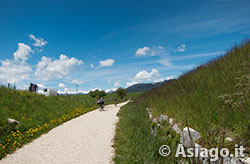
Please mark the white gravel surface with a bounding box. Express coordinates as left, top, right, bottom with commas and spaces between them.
0, 102, 127, 164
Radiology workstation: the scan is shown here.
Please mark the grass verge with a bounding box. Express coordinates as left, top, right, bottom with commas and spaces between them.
113, 102, 180, 164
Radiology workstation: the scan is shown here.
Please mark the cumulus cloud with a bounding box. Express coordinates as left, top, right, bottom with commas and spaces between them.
176, 44, 186, 52
13, 43, 33, 61
134, 46, 166, 56
99, 59, 115, 68
135, 47, 150, 55
29, 34, 48, 47
114, 80, 121, 87
0, 59, 32, 84
72, 79, 84, 84
126, 69, 161, 87
34, 54, 83, 81
135, 69, 160, 82
0, 43, 33, 84
135, 46, 155, 56
58, 83, 65, 88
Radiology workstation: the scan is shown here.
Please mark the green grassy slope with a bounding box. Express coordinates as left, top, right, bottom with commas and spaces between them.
143, 40, 250, 148
0, 87, 140, 159
113, 40, 250, 163
0, 87, 97, 158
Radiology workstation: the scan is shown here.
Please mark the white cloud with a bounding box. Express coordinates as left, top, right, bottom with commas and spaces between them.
0, 43, 33, 84
171, 52, 223, 61
37, 84, 46, 88
158, 57, 195, 69
58, 83, 65, 88
58, 87, 89, 95
166, 76, 175, 80
34, 54, 83, 81
126, 81, 138, 88
135, 47, 150, 55
107, 80, 112, 83
126, 74, 175, 88
159, 51, 222, 69
0, 59, 32, 84
126, 69, 161, 87
105, 88, 117, 93
72, 79, 84, 85
158, 57, 173, 68
158, 46, 164, 49
59, 87, 103, 95
13, 43, 33, 61
29, 34, 48, 47
154, 78, 164, 83
135, 46, 155, 56
64, 87, 73, 93
176, 44, 186, 52
114, 80, 121, 87
99, 59, 115, 68
153, 75, 175, 83
135, 69, 160, 82
90, 64, 95, 68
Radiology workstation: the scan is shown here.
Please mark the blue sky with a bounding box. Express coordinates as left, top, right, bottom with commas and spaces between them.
0, 0, 249, 93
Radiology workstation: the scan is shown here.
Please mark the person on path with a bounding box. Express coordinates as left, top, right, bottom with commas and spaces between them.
97, 97, 105, 111
114, 98, 118, 106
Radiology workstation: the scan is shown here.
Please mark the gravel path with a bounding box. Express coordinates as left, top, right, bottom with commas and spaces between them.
0, 102, 127, 164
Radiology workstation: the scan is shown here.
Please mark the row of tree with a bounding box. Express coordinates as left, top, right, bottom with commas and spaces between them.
88, 88, 127, 99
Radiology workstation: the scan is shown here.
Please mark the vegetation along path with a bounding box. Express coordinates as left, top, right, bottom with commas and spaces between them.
0, 102, 128, 164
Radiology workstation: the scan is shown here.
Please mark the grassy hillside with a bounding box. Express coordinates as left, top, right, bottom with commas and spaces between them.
113, 40, 250, 163
0, 87, 140, 159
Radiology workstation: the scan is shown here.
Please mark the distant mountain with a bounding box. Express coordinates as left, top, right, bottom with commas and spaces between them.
126, 80, 174, 93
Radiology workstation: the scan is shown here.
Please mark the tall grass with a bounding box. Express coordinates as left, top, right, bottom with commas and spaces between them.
113, 102, 180, 164
142, 40, 250, 150
113, 40, 250, 163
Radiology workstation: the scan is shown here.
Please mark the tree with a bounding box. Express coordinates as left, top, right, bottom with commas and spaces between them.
88, 89, 106, 98
89, 90, 96, 98
99, 90, 107, 97
116, 88, 127, 99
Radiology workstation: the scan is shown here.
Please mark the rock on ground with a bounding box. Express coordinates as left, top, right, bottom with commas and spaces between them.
180, 127, 201, 148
